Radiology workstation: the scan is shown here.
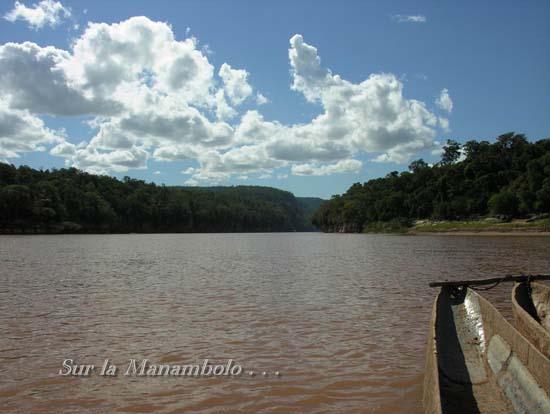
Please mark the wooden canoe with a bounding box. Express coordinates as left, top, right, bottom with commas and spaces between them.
512, 282, 550, 358
423, 287, 550, 414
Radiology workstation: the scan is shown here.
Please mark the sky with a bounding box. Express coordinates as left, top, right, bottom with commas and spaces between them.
0, 0, 548, 198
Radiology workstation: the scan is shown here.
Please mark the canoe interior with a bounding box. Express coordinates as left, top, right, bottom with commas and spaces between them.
530, 283, 550, 331
513, 283, 541, 324
515, 282, 550, 331
429, 287, 550, 414
512, 282, 550, 358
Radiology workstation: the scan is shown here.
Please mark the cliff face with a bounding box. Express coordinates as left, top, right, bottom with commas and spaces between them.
318, 222, 362, 233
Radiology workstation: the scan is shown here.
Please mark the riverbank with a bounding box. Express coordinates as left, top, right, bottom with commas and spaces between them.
357, 218, 550, 235
409, 218, 550, 235
411, 230, 550, 236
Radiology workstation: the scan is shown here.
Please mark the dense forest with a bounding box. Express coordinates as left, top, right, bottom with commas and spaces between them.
0, 163, 323, 233
312, 133, 550, 232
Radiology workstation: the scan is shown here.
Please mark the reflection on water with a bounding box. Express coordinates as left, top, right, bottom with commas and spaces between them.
0, 234, 548, 413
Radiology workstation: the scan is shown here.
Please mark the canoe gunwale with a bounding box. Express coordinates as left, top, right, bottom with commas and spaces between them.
423, 295, 443, 414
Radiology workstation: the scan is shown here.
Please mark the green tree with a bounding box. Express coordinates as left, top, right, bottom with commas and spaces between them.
0, 184, 33, 220
488, 190, 520, 217
441, 139, 462, 165
408, 159, 429, 173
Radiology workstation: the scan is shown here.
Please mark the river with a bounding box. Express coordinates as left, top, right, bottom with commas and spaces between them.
0, 233, 548, 413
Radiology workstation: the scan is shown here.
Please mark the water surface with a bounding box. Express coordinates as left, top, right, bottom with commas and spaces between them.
1, 234, 548, 413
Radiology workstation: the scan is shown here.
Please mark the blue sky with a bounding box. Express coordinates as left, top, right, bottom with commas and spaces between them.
0, 0, 548, 198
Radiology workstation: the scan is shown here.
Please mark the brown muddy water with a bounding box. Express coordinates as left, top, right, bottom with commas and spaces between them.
0, 233, 548, 413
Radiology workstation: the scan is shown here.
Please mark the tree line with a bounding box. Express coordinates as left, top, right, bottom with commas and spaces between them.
311, 133, 550, 232
0, 164, 322, 233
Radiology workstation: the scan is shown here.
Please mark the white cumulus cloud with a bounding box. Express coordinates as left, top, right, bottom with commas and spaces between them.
438, 117, 450, 131
60, 17, 215, 107
0, 42, 120, 116
4, 0, 71, 29
214, 89, 237, 120
291, 159, 362, 176
284, 34, 440, 164
50, 140, 76, 157
0, 18, 450, 179
256, 92, 268, 105
0, 98, 63, 158
436, 88, 453, 113
219, 63, 253, 105
184, 178, 199, 186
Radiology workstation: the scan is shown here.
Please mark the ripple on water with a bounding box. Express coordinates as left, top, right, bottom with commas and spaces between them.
0, 233, 548, 413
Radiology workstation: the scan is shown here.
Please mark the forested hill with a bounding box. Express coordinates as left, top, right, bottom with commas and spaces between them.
312, 133, 550, 233
296, 197, 326, 219
0, 164, 323, 233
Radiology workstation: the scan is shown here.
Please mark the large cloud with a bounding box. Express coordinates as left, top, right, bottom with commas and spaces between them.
0, 17, 238, 163
4, 0, 71, 30
60, 17, 216, 106
95, 107, 233, 149
51, 140, 148, 174
174, 31, 448, 183
289, 34, 333, 102
0, 98, 62, 159
291, 159, 363, 176
0, 18, 450, 180
285, 34, 440, 164
0, 42, 120, 115
219, 63, 253, 105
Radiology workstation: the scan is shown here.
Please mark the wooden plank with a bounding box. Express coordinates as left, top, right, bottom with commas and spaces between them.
429, 274, 550, 288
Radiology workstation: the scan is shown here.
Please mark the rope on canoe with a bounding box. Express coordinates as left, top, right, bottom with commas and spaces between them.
429, 273, 550, 288
469, 272, 532, 292
470, 280, 501, 291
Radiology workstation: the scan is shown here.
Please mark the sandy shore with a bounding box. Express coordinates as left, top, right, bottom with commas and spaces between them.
410, 230, 550, 236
